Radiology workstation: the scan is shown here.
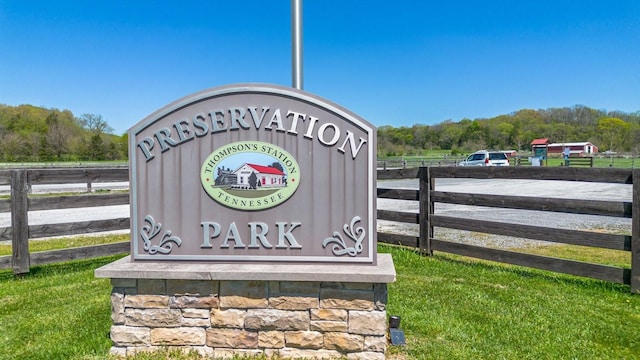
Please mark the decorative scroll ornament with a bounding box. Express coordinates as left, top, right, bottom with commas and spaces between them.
322, 216, 366, 257
140, 215, 183, 255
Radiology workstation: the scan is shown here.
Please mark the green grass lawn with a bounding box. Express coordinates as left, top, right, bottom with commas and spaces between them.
0, 255, 122, 360
388, 247, 639, 359
0, 234, 130, 256
1, 244, 639, 359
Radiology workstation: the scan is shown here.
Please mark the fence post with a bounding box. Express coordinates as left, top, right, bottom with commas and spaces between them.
11, 169, 30, 275
631, 169, 639, 293
418, 167, 433, 255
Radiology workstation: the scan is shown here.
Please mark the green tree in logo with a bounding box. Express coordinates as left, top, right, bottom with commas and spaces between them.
248, 172, 258, 190
271, 162, 284, 173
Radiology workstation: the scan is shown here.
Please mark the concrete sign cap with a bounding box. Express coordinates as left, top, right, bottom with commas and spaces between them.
129, 83, 377, 264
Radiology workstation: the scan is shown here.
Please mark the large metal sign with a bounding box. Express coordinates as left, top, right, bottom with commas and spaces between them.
129, 84, 377, 264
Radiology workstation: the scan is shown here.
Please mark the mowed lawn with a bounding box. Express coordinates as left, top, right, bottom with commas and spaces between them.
1, 245, 639, 360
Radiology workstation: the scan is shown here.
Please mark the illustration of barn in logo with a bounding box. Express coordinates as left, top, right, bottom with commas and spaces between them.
200, 141, 300, 211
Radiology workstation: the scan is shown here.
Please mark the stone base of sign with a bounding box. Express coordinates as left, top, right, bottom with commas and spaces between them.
95, 255, 396, 359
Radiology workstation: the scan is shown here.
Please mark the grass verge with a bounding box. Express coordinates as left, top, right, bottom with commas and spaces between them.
0, 254, 125, 360
1, 245, 639, 359
388, 246, 639, 359
0, 234, 130, 256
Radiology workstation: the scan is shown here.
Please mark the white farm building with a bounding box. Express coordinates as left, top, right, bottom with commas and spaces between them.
233, 163, 286, 189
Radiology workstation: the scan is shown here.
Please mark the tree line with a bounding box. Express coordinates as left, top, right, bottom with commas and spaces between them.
377, 105, 640, 157
2, 103, 638, 162
0, 104, 127, 162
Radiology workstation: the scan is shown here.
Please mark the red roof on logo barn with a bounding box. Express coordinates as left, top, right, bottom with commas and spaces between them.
246, 163, 285, 175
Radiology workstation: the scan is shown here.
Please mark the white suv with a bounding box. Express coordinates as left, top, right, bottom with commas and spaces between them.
458, 151, 510, 166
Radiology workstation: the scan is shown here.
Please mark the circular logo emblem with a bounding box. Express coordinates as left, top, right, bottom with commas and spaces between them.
200, 141, 300, 211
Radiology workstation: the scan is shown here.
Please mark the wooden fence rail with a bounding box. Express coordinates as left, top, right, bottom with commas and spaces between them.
0, 167, 638, 293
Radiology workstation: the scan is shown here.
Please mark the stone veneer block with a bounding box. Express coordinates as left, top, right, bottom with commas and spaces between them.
374, 283, 388, 311
111, 278, 137, 295
269, 295, 319, 310
274, 281, 321, 294
310, 320, 348, 332
284, 330, 324, 349
111, 278, 137, 288
219, 280, 268, 309
166, 279, 218, 295
244, 309, 309, 331
310, 308, 348, 321
349, 310, 388, 336
181, 308, 209, 318
169, 295, 219, 309
137, 279, 166, 294
210, 308, 246, 328
150, 327, 206, 346
125, 308, 181, 327
111, 293, 125, 325
323, 332, 365, 352
320, 288, 375, 310
206, 328, 259, 348
259, 330, 285, 348
364, 335, 387, 352
181, 317, 210, 327
125, 294, 169, 308
322, 282, 373, 290
110, 325, 150, 346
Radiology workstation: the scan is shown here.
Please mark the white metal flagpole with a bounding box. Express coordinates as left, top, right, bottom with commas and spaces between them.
291, 0, 303, 90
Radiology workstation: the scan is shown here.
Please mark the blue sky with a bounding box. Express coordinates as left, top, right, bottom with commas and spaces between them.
1, 1, 638, 135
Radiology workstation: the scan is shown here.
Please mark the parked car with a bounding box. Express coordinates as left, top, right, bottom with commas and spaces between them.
458, 150, 510, 166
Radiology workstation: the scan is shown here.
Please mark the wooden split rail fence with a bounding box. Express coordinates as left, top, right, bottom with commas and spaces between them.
0, 168, 130, 274
515, 156, 594, 167
378, 166, 638, 293
0, 167, 638, 293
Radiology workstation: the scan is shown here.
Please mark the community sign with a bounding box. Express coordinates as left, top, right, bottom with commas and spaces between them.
129, 84, 377, 264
